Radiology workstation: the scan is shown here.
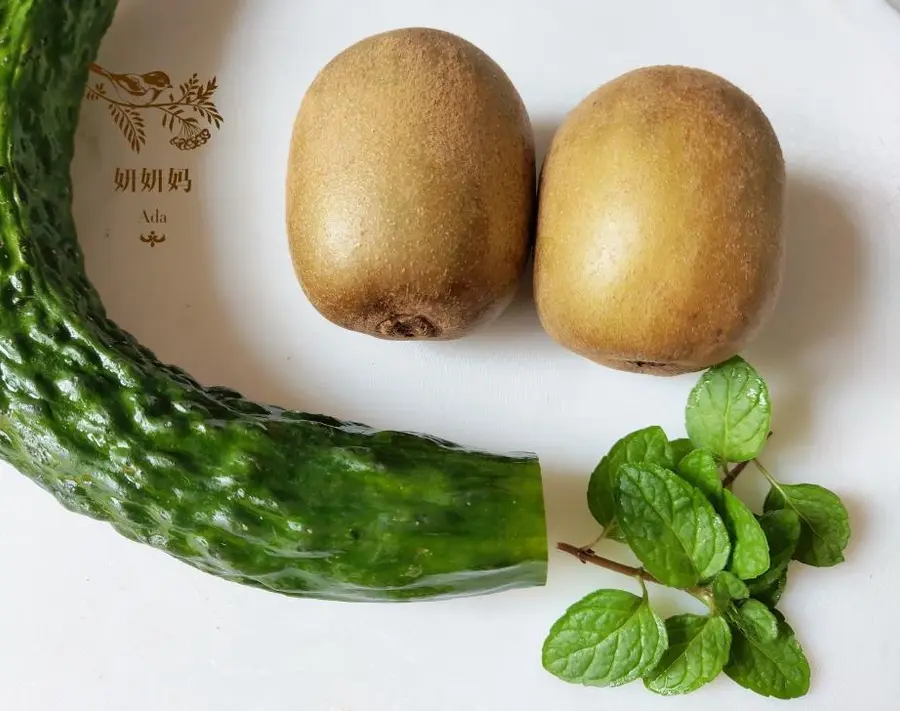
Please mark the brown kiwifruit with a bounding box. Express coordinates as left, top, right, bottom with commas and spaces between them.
535, 65, 785, 375
286, 28, 535, 341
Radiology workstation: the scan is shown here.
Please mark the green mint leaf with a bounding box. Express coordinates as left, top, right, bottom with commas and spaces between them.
750, 567, 788, 608
668, 438, 696, 466
614, 463, 731, 587
712, 571, 749, 610
542, 588, 668, 687
676, 448, 723, 501
720, 490, 770, 580
685, 356, 771, 462
587, 426, 671, 532
764, 483, 850, 567
644, 615, 732, 696
724, 612, 810, 699
732, 599, 779, 643
756, 509, 801, 571
746, 509, 800, 604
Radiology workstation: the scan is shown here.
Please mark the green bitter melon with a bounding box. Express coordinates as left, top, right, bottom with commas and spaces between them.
0, 0, 548, 601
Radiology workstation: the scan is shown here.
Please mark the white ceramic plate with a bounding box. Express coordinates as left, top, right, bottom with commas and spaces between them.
1, 1, 899, 709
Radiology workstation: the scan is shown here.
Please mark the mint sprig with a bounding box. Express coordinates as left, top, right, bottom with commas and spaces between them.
762, 477, 851, 567
725, 612, 810, 699
614, 463, 731, 587
747, 509, 801, 605
676, 448, 722, 500
720, 490, 770, 580
542, 586, 667, 687
685, 356, 772, 462
586, 425, 672, 541
643, 614, 731, 696
543, 356, 851, 699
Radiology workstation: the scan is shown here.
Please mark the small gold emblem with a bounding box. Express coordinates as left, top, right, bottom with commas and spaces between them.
139, 230, 166, 247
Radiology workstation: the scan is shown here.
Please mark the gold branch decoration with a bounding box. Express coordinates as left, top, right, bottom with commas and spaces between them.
87, 63, 224, 154
106, 103, 146, 154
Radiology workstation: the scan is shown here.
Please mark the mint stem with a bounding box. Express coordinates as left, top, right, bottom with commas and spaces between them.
722, 461, 751, 489
723, 431, 773, 488
753, 458, 779, 487
557, 542, 661, 585
557, 542, 710, 603
578, 525, 612, 552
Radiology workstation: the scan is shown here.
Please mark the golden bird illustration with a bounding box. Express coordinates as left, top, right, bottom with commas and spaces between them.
89, 63, 172, 105
85, 62, 224, 154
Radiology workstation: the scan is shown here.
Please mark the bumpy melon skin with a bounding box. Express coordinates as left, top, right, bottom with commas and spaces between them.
0, 0, 547, 602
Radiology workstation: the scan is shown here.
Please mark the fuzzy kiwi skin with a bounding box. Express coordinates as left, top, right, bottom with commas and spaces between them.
286, 28, 536, 341
534, 65, 786, 375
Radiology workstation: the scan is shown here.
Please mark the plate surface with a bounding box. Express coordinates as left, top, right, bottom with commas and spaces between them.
1, 1, 899, 709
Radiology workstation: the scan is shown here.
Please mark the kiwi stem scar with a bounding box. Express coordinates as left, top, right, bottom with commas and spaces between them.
376, 315, 439, 339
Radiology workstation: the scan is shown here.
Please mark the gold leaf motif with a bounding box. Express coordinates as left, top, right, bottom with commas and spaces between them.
107, 103, 146, 154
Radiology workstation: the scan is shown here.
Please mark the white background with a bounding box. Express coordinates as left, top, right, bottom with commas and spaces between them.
1, 0, 898, 709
